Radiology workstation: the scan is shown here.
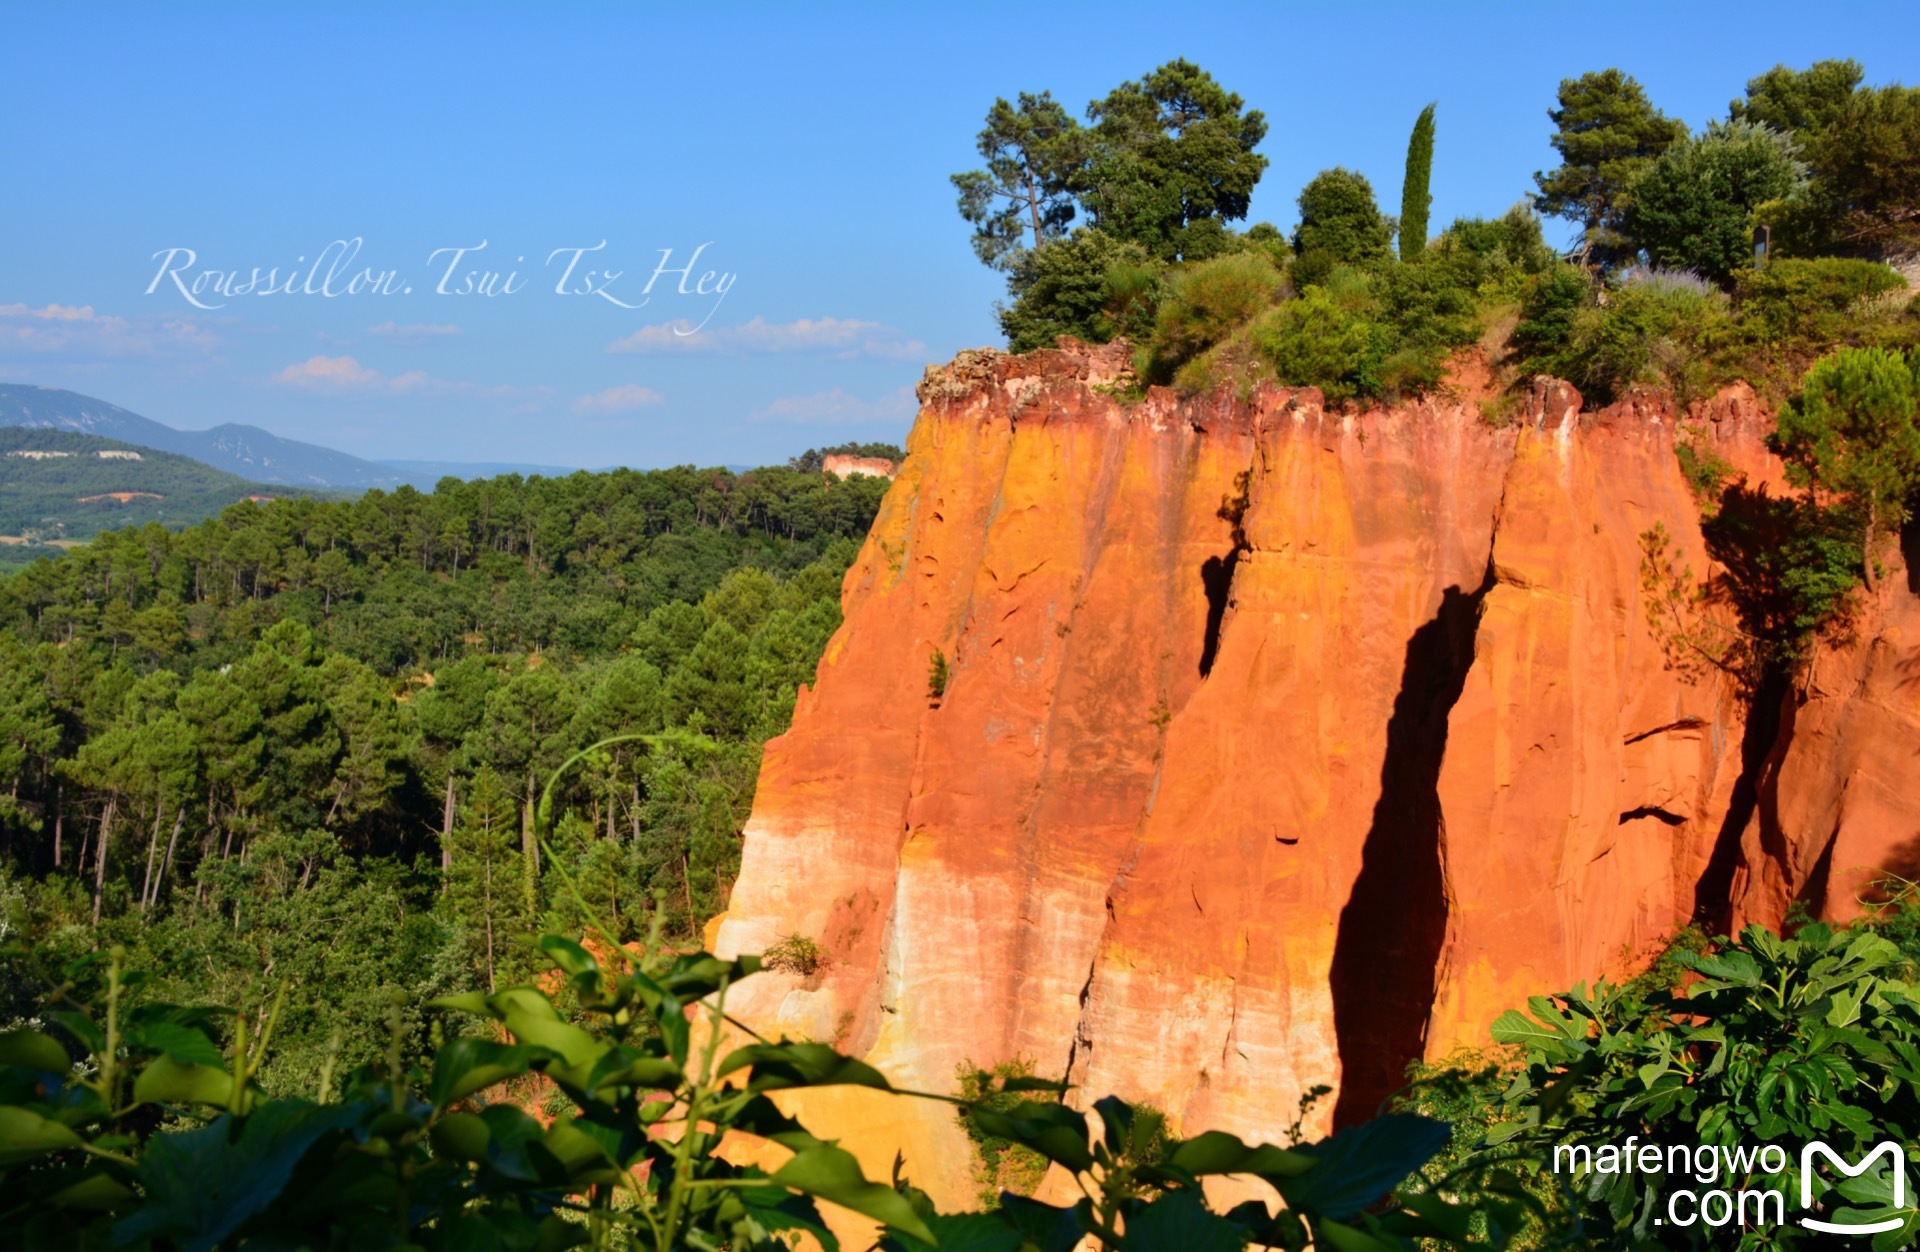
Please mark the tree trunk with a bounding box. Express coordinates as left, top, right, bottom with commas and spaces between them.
139, 806, 162, 912
92, 794, 117, 925
1026, 166, 1043, 251
441, 773, 456, 887
1864, 502, 1880, 593
51, 781, 63, 870
155, 805, 185, 908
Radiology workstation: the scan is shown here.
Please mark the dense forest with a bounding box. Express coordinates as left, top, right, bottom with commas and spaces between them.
0, 449, 894, 1093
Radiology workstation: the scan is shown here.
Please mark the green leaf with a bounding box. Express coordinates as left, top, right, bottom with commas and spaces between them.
0, 1029, 70, 1073
47, 1009, 104, 1056
115, 1101, 362, 1248
0, 1106, 84, 1165
430, 1111, 492, 1160
1316, 1216, 1402, 1252
132, 1056, 235, 1108
720, 1041, 897, 1093
1119, 1191, 1248, 1251
1269, 1114, 1449, 1221
1490, 1009, 1574, 1054
882, 1211, 1027, 1252
1166, 1129, 1314, 1178
428, 1037, 550, 1106
965, 1102, 1094, 1173
770, 1143, 935, 1243
48, 1169, 136, 1211
735, 1183, 844, 1252
130, 1020, 227, 1069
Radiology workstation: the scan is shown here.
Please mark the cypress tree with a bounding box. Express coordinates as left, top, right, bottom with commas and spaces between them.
1400, 103, 1436, 260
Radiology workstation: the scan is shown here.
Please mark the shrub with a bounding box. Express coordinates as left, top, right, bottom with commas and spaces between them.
927, 648, 949, 699
1510, 262, 1592, 366
1293, 168, 1393, 281
1251, 288, 1385, 402
763, 932, 826, 975
1734, 256, 1907, 350
1141, 250, 1283, 383
999, 229, 1157, 353
956, 1058, 1058, 1204
1559, 274, 1735, 405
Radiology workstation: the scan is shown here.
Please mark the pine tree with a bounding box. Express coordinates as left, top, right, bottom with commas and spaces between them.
1400, 104, 1436, 260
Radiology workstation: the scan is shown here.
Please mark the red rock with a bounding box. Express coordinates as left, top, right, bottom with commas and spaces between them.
715, 345, 1898, 1204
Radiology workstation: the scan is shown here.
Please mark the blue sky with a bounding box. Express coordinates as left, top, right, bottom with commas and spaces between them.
2, 1, 1915, 470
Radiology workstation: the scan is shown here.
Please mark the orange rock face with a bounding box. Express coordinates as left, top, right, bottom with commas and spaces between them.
715, 341, 1908, 1203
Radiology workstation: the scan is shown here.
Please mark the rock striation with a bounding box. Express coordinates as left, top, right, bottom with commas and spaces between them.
714, 340, 1917, 1206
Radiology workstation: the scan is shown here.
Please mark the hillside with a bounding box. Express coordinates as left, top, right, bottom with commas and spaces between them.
0, 383, 426, 488
0, 427, 315, 558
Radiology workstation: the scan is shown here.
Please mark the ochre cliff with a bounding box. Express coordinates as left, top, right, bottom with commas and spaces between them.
713, 340, 1918, 1207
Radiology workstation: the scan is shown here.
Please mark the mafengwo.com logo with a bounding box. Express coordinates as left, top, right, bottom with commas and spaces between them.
1553, 1136, 1913, 1236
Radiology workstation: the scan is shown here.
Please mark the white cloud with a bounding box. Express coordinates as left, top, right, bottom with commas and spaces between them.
0, 302, 218, 356
368, 321, 462, 341
608, 315, 926, 360
749, 386, 918, 426
573, 384, 665, 413
271, 354, 540, 402
274, 354, 386, 388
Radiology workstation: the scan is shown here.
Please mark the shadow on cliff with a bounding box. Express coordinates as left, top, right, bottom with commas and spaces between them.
1329, 572, 1490, 1128
1687, 485, 1840, 928
1199, 471, 1252, 678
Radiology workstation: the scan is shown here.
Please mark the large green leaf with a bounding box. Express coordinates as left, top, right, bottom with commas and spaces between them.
769, 1143, 935, 1243
734, 1182, 844, 1252
1165, 1129, 1313, 1179
428, 1036, 550, 1106
965, 1101, 1094, 1173
132, 1056, 235, 1108
114, 1101, 362, 1249
128, 1020, 227, 1069
1267, 1114, 1449, 1221
1119, 1191, 1248, 1251
0, 1106, 84, 1165
720, 1041, 897, 1093
0, 1029, 70, 1073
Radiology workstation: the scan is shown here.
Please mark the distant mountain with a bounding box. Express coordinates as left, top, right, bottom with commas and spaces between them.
0, 384, 413, 489
0, 427, 316, 560
0, 385, 591, 491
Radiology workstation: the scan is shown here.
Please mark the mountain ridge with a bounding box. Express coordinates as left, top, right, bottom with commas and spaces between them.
0, 385, 586, 489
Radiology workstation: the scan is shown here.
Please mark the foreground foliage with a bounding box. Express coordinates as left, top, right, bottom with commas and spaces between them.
1402, 901, 1920, 1249
1, 911, 1538, 1249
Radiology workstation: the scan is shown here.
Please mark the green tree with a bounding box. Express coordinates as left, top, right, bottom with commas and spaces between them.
1731, 58, 1864, 137
1772, 346, 1920, 589
1081, 59, 1269, 262
443, 762, 522, 990
1292, 168, 1393, 287
950, 91, 1086, 272
1819, 84, 1920, 255
997, 229, 1158, 353
1626, 120, 1807, 284
1532, 69, 1687, 268
1399, 103, 1436, 261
